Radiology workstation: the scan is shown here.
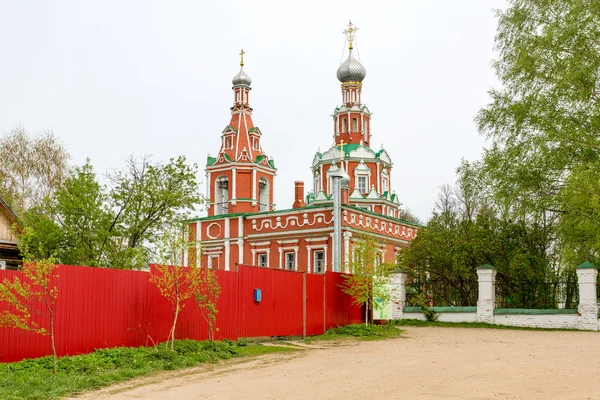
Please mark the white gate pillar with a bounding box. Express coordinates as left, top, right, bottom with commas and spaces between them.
389, 269, 408, 320
476, 264, 497, 323
576, 262, 598, 331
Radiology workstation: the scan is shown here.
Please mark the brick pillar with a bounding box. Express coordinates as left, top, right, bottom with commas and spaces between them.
476, 264, 497, 323
576, 262, 598, 331
390, 269, 408, 320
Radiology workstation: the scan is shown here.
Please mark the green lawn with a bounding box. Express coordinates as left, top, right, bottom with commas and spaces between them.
307, 323, 404, 342
0, 340, 296, 400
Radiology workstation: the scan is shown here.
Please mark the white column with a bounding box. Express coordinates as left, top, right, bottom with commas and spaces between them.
232, 168, 237, 200
294, 246, 299, 271
206, 172, 211, 199
224, 240, 230, 271
476, 265, 497, 323
278, 248, 283, 269
252, 169, 257, 201
324, 245, 328, 272
576, 262, 598, 331
389, 270, 408, 320
306, 246, 312, 273
251, 249, 256, 266
235, 238, 243, 265
343, 231, 352, 273
266, 249, 271, 268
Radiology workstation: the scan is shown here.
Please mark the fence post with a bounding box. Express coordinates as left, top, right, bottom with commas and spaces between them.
576, 262, 598, 331
476, 264, 497, 324
390, 269, 408, 320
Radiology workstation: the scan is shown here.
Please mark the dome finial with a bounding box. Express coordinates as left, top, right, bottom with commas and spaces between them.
337, 22, 366, 83
232, 49, 252, 86
343, 21, 358, 51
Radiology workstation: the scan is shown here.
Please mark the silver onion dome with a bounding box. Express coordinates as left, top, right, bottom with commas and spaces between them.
232, 66, 252, 86
336, 50, 366, 83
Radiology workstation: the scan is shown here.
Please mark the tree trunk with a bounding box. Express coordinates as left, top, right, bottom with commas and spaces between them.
365, 303, 368, 326
50, 313, 57, 373
171, 299, 180, 352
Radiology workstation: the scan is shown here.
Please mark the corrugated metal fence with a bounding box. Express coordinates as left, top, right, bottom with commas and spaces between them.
0, 264, 362, 363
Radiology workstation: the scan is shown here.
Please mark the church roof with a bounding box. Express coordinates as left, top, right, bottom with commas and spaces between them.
0, 196, 23, 234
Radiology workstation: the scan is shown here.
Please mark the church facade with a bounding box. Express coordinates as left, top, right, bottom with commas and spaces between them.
188, 23, 419, 273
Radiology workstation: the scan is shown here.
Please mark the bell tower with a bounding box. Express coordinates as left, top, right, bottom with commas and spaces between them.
333, 21, 372, 148
206, 51, 277, 216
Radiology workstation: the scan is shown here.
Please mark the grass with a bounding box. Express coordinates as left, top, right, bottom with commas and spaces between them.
0, 339, 296, 400
394, 318, 584, 331
307, 323, 404, 342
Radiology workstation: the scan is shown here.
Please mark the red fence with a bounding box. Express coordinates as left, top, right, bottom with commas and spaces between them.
0, 264, 362, 363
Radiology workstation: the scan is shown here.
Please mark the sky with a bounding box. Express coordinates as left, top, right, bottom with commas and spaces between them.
0, 0, 507, 222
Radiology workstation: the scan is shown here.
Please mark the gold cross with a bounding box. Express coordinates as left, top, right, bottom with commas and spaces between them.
339, 139, 345, 161
239, 49, 245, 66
343, 21, 358, 50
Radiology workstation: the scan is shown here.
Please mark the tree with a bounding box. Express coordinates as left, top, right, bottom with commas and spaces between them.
195, 268, 220, 341
0, 257, 59, 372
150, 225, 216, 350
397, 208, 422, 225
475, 0, 600, 263
341, 234, 393, 325
19, 155, 203, 269
109, 156, 202, 265
0, 127, 70, 215
20, 161, 114, 267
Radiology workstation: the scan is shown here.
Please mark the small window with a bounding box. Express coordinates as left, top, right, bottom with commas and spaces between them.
342, 118, 347, 133
314, 251, 324, 273
225, 137, 232, 149
258, 254, 267, 267
352, 117, 358, 132
364, 119, 369, 133
382, 177, 388, 193
208, 256, 219, 270
253, 138, 259, 151
285, 252, 295, 270
0, 261, 5, 270
357, 176, 367, 194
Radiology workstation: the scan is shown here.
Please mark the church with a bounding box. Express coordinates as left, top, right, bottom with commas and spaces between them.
188, 23, 419, 272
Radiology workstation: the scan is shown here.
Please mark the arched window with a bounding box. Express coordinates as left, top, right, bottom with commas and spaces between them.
342, 118, 347, 133
364, 119, 369, 134
215, 176, 229, 215
352, 117, 358, 132
259, 178, 269, 211
313, 172, 320, 194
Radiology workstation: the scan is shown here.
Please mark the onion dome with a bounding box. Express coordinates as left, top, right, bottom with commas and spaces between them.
336, 50, 366, 83
232, 66, 252, 86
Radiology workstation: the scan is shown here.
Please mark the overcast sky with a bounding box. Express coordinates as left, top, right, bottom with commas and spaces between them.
0, 0, 507, 222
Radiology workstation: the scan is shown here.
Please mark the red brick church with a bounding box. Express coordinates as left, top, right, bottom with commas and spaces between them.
188, 23, 419, 272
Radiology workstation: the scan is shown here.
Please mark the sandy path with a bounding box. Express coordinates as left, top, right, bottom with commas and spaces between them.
71, 327, 600, 400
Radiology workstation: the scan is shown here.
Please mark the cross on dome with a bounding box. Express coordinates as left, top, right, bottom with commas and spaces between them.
343, 21, 358, 50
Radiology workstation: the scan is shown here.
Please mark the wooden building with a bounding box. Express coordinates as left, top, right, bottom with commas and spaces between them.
0, 196, 22, 270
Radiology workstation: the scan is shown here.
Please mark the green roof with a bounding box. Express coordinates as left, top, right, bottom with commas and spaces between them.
255, 155, 265, 163
207, 156, 216, 166
268, 159, 276, 169
248, 127, 260, 134
337, 143, 361, 156
222, 125, 238, 133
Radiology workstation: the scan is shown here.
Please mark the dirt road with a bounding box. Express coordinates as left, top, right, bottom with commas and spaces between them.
72, 327, 600, 400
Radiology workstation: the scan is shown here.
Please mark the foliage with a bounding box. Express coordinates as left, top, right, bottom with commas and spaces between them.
0, 127, 70, 215
0, 258, 59, 372
410, 293, 439, 322
0, 339, 289, 400
398, 175, 560, 308
195, 267, 220, 341
19, 155, 203, 269
475, 0, 600, 267
340, 234, 394, 325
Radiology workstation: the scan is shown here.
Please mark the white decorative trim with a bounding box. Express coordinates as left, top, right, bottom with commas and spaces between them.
276, 239, 299, 244
305, 237, 329, 242
248, 227, 333, 239
251, 212, 333, 232
206, 222, 222, 239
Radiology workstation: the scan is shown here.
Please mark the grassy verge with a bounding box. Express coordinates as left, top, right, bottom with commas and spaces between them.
0, 339, 296, 400
394, 318, 583, 331
307, 323, 404, 342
